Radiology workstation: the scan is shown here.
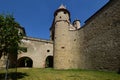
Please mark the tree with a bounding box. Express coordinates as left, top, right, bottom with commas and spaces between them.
0, 15, 4, 59
0, 14, 25, 80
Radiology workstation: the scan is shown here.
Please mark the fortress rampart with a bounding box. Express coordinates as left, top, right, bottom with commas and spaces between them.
51, 0, 120, 71
71, 0, 120, 71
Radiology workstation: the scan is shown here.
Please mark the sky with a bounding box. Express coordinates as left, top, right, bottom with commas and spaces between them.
0, 0, 109, 39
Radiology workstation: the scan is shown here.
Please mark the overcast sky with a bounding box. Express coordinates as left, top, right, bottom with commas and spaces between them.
0, 0, 109, 39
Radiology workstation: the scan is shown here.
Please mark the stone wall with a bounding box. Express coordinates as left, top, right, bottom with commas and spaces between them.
1, 0, 119, 71
77, 0, 120, 71
18, 37, 53, 68
68, 30, 85, 69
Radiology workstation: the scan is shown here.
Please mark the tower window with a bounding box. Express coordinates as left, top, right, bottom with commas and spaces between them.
64, 12, 66, 14
59, 16, 61, 18
61, 46, 65, 49
74, 39, 76, 41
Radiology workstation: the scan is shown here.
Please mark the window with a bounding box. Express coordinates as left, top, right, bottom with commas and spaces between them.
47, 50, 50, 52
61, 46, 65, 49
74, 39, 76, 41
64, 11, 66, 14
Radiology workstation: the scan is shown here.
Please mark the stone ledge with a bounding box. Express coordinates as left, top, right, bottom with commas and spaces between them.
23, 36, 53, 43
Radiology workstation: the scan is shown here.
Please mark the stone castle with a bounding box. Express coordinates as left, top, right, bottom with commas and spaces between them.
0, 0, 120, 72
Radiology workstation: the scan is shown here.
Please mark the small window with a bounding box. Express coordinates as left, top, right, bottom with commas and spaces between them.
74, 39, 76, 41
47, 50, 50, 52
61, 47, 65, 49
64, 12, 66, 14
59, 16, 61, 18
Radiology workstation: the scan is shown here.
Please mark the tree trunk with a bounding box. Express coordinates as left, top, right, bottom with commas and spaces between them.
5, 53, 9, 80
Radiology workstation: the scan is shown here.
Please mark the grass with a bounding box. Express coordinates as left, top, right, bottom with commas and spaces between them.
0, 68, 120, 80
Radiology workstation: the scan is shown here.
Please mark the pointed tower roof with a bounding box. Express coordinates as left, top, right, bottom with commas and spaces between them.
54, 4, 70, 17
58, 4, 66, 9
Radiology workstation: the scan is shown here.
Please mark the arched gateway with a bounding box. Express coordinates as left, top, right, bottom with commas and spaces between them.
17, 57, 33, 67
45, 56, 53, 68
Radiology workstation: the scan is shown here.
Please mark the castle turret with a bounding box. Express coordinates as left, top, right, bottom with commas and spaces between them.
50, 4, 82, 69
73, 20, 81, 29
54, 4, 70, 23
53, 5, 72, 69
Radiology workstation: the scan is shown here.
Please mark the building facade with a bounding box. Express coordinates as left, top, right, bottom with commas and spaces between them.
0, 0, 120, 72
51, 0, 120, 71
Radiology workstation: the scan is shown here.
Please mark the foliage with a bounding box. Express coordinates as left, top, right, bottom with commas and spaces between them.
0, 14, 24, 56
0, 14, 25, 79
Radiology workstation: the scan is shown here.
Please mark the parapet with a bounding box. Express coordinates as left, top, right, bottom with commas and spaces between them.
22, 36, 53, 44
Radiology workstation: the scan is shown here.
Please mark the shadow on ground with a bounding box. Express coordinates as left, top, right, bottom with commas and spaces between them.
0, 72, 28, 80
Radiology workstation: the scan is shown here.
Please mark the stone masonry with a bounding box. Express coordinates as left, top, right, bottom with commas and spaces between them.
0, 0, 120, 72
50, 0, 120, 71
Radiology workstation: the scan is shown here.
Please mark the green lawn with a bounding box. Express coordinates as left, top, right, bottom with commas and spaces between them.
0, 68, 120, 80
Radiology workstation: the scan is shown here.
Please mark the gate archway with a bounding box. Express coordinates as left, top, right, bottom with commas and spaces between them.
17, 57, 33, 67
45, 56, 53, 68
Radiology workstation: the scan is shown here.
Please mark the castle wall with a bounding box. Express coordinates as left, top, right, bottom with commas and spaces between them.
18, 37, 53, 68
78, 0, 120, 71
67, 30, 84, 69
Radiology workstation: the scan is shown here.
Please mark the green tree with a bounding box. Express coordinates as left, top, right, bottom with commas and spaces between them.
0, 14, 25, 80
0, 14, 23, 60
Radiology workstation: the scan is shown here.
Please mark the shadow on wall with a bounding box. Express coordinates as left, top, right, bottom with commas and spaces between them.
0, 53, 2, 59
0, 72, 28, 80
17, 57, 33, 68
118, 68, 120, 74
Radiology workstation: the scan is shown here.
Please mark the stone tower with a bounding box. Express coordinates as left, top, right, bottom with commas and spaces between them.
50, 5, 81, 69
73, 20, 81, 29
53, 5, 71, 69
